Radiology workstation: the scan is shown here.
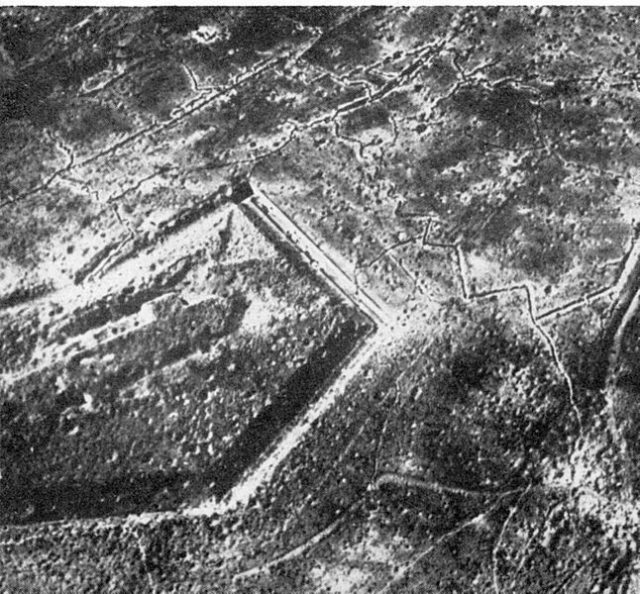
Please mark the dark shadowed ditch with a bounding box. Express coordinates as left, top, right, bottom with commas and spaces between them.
207, 315, 371, 498
0, 314, 370, 524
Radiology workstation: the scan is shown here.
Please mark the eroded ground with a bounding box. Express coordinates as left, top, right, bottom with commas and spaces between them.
2, 7, 640, 593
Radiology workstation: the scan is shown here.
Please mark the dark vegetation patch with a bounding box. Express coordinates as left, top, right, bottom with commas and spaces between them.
342, 103, 389, 134
0, 8, 169, 127
0, 310, 41, 373
151, 7, 226, 35
1, 9, 112, 125
279, 7, 344, 28
303, 8, 382, 69
226, 8, 301, 55
161, 7, 313, 65
58, 100, 132, 143
419, 135, 476, 176
401, 6, 457, 40
449, 83, 537, 142
507, 218, 572, 280
131, 63, 190, 118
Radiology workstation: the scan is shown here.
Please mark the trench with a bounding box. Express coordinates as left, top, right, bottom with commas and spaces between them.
207, 315, 371, 499
0, 314, 370, 524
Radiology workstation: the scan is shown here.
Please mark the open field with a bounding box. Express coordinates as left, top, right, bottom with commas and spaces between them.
3, 7, 640, 593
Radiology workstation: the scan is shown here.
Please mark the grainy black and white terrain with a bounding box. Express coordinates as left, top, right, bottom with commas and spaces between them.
2, 6, 640, 592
